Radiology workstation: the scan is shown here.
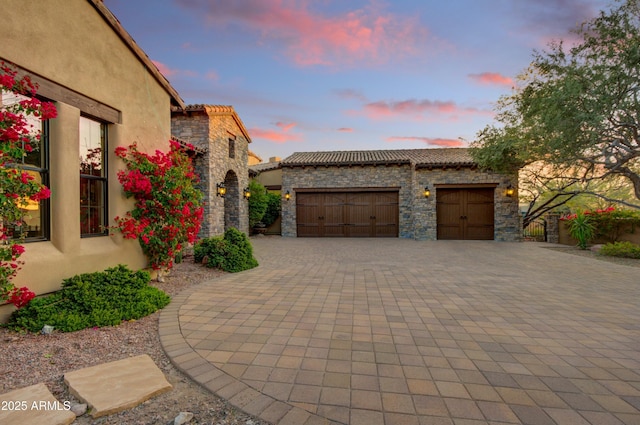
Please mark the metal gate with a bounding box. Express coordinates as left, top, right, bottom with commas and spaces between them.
523, 218, 547, 242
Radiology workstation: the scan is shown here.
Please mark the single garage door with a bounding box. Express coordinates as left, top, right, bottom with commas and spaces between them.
296, 191, 399, 237
437, 188, 494, 240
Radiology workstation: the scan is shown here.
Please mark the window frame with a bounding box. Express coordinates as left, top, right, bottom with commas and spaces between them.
228, 136, 236, 159
3, 94, 51, 242
79, 115, 108, 238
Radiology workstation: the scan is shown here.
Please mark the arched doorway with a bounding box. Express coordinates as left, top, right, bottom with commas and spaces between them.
223, 170, 240, 231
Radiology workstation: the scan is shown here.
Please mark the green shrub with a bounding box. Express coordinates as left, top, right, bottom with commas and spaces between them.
568, 211, 595, 249
262, 192, 281, 227
194, 228, 258, 273
248, 180, 268, 228
5, 265, 170, 333
599, 241, 640, 259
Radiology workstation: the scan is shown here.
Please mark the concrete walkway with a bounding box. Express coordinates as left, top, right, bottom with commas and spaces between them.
159, 238, 640, 425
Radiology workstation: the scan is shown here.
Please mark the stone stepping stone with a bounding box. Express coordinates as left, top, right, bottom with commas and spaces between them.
64, 354, 172, 418
0, 383, 75, 425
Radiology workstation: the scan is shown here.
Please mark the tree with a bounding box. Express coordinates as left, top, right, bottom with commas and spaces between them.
471, 0, 640, 222
247, 179, 268, 228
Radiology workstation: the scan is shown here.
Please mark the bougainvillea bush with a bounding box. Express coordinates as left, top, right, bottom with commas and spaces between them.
561, 207, 640, 246
113, 141, 203, 271
1, 62, 56, 308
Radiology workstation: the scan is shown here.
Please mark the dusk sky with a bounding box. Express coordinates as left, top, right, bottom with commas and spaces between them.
103, 0, 612, 162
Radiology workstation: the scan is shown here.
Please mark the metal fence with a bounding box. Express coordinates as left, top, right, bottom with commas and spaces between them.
523, 218, 547, 242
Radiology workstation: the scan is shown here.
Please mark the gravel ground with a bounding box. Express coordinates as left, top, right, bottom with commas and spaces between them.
543, 244, 640, 268
0, 258, 271, 425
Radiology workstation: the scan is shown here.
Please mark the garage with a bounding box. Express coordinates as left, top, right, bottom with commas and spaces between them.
436, 187, 495, 240
296, 190, 399, 237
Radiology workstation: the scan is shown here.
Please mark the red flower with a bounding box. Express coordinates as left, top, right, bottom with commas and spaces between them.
30, 186, 51, 201
11, 244, 25, 256
8, 286, 35, 309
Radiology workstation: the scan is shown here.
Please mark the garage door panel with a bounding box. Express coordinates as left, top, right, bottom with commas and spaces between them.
296, 191, 398, 237
437, 188, 494, 240
348, 193, 373, 232
296, 193, 321, 237
373, 192, 399, 237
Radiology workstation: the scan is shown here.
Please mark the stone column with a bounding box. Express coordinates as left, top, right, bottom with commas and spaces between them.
546, 213, 560, 244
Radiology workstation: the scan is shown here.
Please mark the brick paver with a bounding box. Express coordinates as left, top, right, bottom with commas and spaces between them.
159, 239, 640, 424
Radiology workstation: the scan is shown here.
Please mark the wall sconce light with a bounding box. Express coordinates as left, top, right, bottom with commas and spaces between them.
423, 186, 431, 198
505, 184, 515, 197
243, 187, 251, 200
216, 182, 226, 198
284, 190, 291, 201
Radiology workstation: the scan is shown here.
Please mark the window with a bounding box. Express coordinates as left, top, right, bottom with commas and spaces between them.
79, 116, 107, 236
228, 137, 235, 159
2, 92, 50, 241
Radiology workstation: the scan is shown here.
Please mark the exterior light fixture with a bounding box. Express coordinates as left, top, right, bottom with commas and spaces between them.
243, 187, 251, 200
216, 182, 226, 198
284, 190, 291, 201
505, 185, 515, 197
423, 186, 431, 198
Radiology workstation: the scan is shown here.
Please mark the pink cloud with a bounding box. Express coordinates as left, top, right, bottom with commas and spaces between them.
152, 60, 178, 77
275, 121, 296, 132
249, 122, 302, 144
338, 127, 353, 132
361, 98, 488, 120
205, 71, 219, 81
152, 60, 199, 79
176, 0, 428, 67
469, 72, 514, 87
387, 136, 465, 147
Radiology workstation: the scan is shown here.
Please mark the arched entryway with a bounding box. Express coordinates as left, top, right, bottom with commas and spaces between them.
223, 170, 240, 231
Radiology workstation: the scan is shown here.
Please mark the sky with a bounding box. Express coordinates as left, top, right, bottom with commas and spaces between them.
103, 0, 613, 162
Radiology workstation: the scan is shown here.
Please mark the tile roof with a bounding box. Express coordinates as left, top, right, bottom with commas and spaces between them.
170, 136, 207, 156
250, 161, 282, 173
172, 104, 253, 143
281, 148, 476, 168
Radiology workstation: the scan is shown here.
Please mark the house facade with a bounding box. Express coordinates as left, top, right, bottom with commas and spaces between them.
280, 149, 521, 241
171, 105, 251, 236
0, 0, 184, 320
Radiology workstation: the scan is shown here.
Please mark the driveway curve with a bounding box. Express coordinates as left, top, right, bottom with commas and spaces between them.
159, 238, 640, 425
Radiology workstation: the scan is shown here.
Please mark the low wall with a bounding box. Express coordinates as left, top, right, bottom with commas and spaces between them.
558, 220, 640, 246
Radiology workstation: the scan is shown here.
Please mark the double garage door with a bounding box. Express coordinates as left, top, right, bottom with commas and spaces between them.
296, 191, 398, 237
295, 187, 495, 239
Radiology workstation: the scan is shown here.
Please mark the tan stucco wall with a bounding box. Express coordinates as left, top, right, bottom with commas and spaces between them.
255, 168, 283, 189
1, 0, 174, 320
558, 221, 640, 246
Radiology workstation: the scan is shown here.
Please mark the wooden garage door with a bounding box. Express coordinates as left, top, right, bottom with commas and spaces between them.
296, 191, 398, 237
437, 188, 494, 240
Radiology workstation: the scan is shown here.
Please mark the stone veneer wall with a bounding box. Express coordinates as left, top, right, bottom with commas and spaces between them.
281, 164, 414, 238
171, 111, 215, 237
415, 168, 521, 241
282, 164, 521, 241
171, 109, 250, 237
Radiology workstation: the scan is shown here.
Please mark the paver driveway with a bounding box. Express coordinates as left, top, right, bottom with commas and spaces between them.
159, 238, 640, 425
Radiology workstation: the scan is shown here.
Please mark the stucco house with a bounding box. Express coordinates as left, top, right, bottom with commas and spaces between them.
280, 148, 521, 241
0, 0, 184, 320
171, 105, 252, 236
